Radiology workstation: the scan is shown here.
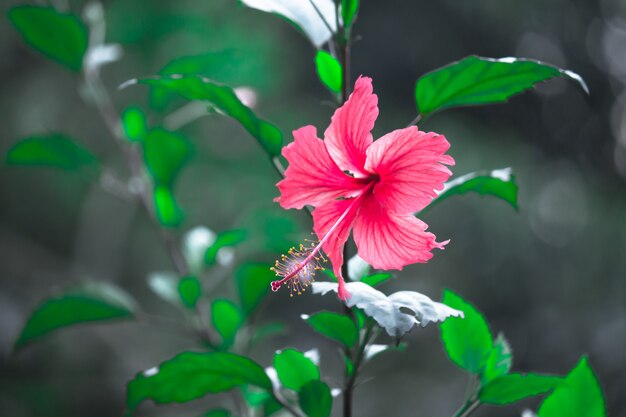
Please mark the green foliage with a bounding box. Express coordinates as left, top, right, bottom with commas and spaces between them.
315, 50, 343, 94
236, 263, 276, 316
204, 229, 247, 265
415, 56, 588, 117
128, 75, 283, 156
6, 134, 97, 172
177, 276, 202, 309
153, 185, 184, 227
440, 290, 493, 373
8, 5, 88, 71
299, 380, 332, 417
360, 272, 393, 287
250, 322, 287, 346
479, 373, 562, 404
538, 357, 606, 417
122, 107, 148, 142
341, 0, 359, 29
150, 51, 237, 111
202, 409, 231, 417
142, 128, 194, 187
273, 348, 320, 391
482, 333, 513, 384
15, 282, 136, 350
430, 168, 518, 211
211, 299, 244, 348
127, 351, 272, 410
303, 311, 358, 348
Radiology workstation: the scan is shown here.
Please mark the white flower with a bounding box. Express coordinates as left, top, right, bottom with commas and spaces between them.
312, 282, 463, 337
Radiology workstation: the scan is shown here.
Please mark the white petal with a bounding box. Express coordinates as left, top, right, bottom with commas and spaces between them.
312, 282, 464, 337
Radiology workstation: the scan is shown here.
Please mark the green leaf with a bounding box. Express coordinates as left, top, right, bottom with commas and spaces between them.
122, 107, 147, 142
6, 134, 97, 172
538, 357, 606, 417
303, 311, 358, 348
299, 380, 332, 417
236, 263, 276, 316
315, 50, 342, 94
204, 229, 247, 265
415, 56, 588, 117
273, 348, 320, 391
440, 290, 493, 373
482, 333, 513, 384
341, 0, 359, 28
127, 351, 272, 410
250, 322, 288, 346
428, 168, 518, 212
15, 282, 136, 350
211, 299, 244, 348
125, 75, 283, 156
142, 128, 193, 187
8, 5, 88, 71
239, 0, 336, 48
153, 185, 184, 227
150, 51, 238, 111
201, 409, 230, 417
360, 273, 393, 287
363, 343, 407, 361
479, 373, 562, 404
178, 276, 202, 309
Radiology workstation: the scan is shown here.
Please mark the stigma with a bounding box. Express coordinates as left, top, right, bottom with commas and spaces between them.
270, 242, 327, 297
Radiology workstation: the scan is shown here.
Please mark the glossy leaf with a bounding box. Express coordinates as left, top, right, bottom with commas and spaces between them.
153, 185, 184, 227
211, 299, 244, 348
6, 134, 97, 172
482, 333, 513, 384
15, 282, 136, 349
150, 51, 237, 110
299, 380, 332, 417
236, 263, 276, 315
341, 0, 359, 28
440, 290, 493, 373
360, 272, 393, 287
122, 107, 147, 142
428, 168, 518, 211
142, 128, 193, 187
313, 282, 463, 337
240, 0, 336, 48
127, 351, 272, 409
315, 50, 342, 94
125, 75, 283, 156
538, 357, 606, 417
8, 5, 88, 71
178, 276, 202, 309
479, 373, 562, 405
303, 311, 357, 348
415, 56, 588, 117
273, 348, 320, 391
204, 229, 247, 265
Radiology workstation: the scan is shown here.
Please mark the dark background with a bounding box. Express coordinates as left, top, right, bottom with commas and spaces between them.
0, 0, 624, 416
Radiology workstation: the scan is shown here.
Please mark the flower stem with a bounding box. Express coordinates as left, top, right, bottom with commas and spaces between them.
452, 400, 480, 417
407, 113, 423, 127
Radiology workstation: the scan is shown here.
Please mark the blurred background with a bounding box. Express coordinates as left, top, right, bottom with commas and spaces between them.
0, 0, 625, 416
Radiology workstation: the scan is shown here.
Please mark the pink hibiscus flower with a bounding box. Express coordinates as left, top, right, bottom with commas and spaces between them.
271, 77, 454, 300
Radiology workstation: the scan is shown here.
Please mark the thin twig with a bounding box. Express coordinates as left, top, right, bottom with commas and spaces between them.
452, 400, 480, 417
306, 0, 335, 36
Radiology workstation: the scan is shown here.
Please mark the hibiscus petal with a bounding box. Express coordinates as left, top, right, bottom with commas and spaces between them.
353, 197, 448, 270
364, 127, 454, 214
312, 198, 359, 300
276, 125, 363, 209
324, 76, 379, 177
